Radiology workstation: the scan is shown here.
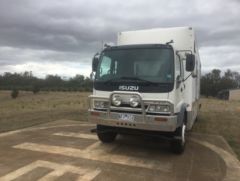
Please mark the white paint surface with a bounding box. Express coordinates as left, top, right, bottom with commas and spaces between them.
0, 160, 101, 181
13, 140, 172, 172
53, 132, 98, 140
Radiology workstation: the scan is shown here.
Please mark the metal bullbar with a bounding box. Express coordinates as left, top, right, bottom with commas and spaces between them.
88, 91, 178, 132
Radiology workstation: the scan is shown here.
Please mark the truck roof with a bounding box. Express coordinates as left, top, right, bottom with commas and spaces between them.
117, 27, 195, 52
103, 44, 173, 51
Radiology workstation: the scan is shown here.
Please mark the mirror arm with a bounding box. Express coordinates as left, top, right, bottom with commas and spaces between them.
192, 74, 197, 78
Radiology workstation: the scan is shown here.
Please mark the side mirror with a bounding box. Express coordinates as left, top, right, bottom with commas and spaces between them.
92, 53, 99, 72
186, 54, 195, 72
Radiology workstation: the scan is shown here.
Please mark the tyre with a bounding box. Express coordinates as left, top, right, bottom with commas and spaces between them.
171, 123, 186, 154
96, 125, 117, 143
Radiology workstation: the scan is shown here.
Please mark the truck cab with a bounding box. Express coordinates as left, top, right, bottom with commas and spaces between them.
88, 27, 201, 153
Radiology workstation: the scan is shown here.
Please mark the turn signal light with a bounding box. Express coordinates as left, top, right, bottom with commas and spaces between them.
154, 117, 167, 122
91, 111, 100, 116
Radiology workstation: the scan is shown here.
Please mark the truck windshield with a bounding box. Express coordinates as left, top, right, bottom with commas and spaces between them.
95, 47, 174, 83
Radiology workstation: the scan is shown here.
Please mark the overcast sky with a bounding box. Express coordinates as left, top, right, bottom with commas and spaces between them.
0, 0, 239, 78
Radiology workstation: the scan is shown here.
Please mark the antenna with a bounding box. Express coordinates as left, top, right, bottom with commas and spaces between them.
101, 41, 103, 49
166, 40, 174, 45
104, 43, 111, 48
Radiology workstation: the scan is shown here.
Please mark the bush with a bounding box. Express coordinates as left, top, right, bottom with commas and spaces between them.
84, 87, 92, 92
11, 89, 19, 99
32, 85, 40, 94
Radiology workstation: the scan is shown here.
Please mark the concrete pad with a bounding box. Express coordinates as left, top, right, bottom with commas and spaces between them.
0, 119, 239, 181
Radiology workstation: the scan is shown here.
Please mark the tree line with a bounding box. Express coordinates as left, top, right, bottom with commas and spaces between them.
201, 69, 240, 97
0, 71, 92, 92
0, 69, 239, 97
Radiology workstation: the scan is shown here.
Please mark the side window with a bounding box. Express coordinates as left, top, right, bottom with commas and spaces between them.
175, 55, 181, 77
99, 56, 111, 77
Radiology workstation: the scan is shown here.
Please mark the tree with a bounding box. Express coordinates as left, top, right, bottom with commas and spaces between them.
0, 71, 92, 92
11, 89, 19, 99
201, 69, 240, 97
69, 75, 85, 88
32, 85, 40, 94
200, 69, 221, 97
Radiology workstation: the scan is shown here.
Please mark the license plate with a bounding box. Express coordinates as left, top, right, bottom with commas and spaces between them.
118, 114, 135, 122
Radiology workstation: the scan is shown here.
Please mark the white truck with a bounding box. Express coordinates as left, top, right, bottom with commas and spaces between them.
89, 27, 201, 153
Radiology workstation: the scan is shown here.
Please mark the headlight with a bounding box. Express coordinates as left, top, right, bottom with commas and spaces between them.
148, 105, 156, 112
129, 96, 140, 107
156, 105, 170, 112
112, 95, 122, 106
147, 102, 172, 113
94, 100, 108, 109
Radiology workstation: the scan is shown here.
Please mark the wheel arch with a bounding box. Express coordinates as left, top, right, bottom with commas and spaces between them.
177, 103, 188, 128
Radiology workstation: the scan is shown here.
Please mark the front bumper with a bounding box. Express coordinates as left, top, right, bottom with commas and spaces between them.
88, 110, 178, 132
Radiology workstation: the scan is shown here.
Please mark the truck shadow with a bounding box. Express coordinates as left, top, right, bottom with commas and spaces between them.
114, 134, 174, 155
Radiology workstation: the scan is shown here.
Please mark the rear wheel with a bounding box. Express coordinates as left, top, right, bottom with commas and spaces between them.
171, 123, 186, 154
96, 125, 117, 143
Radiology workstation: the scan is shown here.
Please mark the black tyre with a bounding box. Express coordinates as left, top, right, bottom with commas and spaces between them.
171, 123, 186, 154
97, 125, 117, 143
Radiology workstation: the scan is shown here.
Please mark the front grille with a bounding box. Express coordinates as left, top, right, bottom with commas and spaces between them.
111, 104, 148, 109
110, 110, 142, 114
146, 112, 171, 116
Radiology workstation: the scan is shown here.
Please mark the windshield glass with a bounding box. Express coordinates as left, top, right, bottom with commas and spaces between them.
95, 47, 174, 83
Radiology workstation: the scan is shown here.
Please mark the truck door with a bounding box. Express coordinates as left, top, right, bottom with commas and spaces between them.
175, 55, 184, 104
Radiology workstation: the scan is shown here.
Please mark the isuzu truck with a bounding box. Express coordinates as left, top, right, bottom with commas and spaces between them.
88, 27, 201, 153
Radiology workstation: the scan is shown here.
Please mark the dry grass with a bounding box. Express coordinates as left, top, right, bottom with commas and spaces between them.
0, 91, 90, 132
193, 98, 240, 159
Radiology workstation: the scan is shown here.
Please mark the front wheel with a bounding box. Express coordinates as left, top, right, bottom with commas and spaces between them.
171, 124, 186, 154
96, 125, 117, 143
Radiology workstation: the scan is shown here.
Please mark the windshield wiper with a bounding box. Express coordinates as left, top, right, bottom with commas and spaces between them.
103, 77, 124, 84
104, 76, 156, 84
120, 76, 155, 84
